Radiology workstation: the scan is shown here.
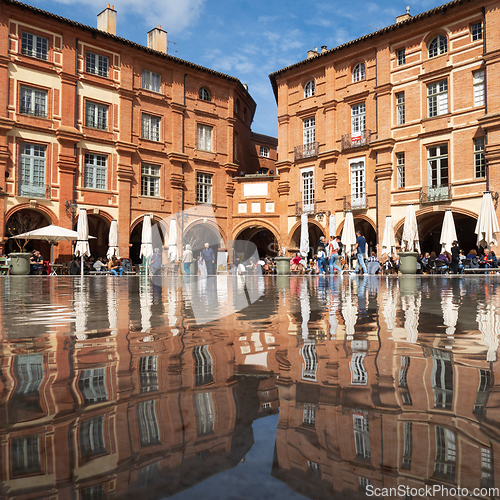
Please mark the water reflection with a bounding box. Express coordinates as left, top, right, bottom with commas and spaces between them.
0, 276, 499, 499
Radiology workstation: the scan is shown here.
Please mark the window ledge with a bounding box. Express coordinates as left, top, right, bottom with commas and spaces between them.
138, 195, 163, 200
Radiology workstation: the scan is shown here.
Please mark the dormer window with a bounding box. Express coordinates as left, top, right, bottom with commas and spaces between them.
353, 63, 365, 82
304, 80, 315, 98
199, 87, 211, 101
429, 35, 447, 58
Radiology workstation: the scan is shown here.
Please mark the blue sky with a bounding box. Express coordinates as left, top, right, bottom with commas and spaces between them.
25, 0, 447, 137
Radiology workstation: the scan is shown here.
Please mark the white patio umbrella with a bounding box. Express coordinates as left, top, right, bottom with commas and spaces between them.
11, 224, 95, 266
341, 211, 356, 270
74, 280, 88, 340
441, 291, 458, 337
75, 208, 91, 278
381, 215, 396, 257
401, 204, 420, 253
382, 283, 397, 332
477, 303, 500, 362
140, 278, 153, 333
439, 210, 458, 254
341, 280, 357, 339
329, 213, 336, 238
299, 213, 309, 258
140, 214, 154, 276
107, 219, 119, 259
167, 218, 178, 263
475, 192, 500, 248
107, 278, 118, 335
300, 280, 310, 340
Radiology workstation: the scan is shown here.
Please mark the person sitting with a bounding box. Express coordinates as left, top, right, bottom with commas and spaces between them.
436, 252, 450, 273
109, 257, 123, 276
93, 257, 106, 272
490, 251, 498, 268
466, 249, 479, 268
291, 253, 302, 274
366, 252, 381, 275
30, 250, 44, 275
479, 249, 493, 268
70, 256, 81, 275
246, 258, 256, 275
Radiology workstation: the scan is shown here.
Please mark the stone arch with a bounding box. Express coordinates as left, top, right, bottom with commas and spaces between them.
233, 219, 281, 257
287, 218, 325, 249
5, 203, 58, 227
183, 218, 227, 247
232, 219, 281, 243
336, 213, 376, 233
129, 214, 169, 264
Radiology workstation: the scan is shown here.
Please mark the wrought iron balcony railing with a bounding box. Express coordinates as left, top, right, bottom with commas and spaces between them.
294, 142, 319, 161
343, 194, 369, 211
420, 185, 452, 204
295, 201, 317, 216
18, 182, 51, 199
341, 130, 372, 151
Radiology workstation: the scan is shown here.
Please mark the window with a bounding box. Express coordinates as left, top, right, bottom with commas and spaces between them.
303, 117, 315, 145
431, 355, 453, 409
14, 355, 44, 395
142, 69, 161, 92
397, 153, 405, 188
21, 32, 48, 60
196, 172, 212, 203
402, 422, 413, 469
11, 436, 41, 477
353, 414, 371, 460
20, 86, 47, 118
435, 426, 456, 479
350, 352, 367, 385
260, 146, 269, 157
474, 368, 490, 412
139, 355, 158, 393
142, 114, 160, 141
481, 448, 494, 488
471, 22, 483, 41
141, 164, 160, 197
197, 124, 213, 151
427, 80, 448, 117
350, 160, 365, 208
304, 80, 315, 98
137, 400, 160, 446
303, 403, 316, 426
137, 462, 159, 488
78, 368, 107, 403
194, 392, 215, 436
397, 48, 406, 66
473, 69, 485, 107
428, 35, 447, 58
86, 51, 109, 77
80, 416, 106, 460
84, 153, 107, 190
353, 63, 365, 82
351, 103, 366, 133
199, 87, 211, 101
85, 101, 108, 130
474, 138, 485, 179
193, 345, 213, 386
396, 92, 405, 125
81, 485, 104, 500
428, 145, 448, 188
302, 343, 317, 381
301, 169, 315, 213
19, 143, 46, 198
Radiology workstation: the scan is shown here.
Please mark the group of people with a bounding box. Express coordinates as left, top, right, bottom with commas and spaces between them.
69, 255, 127, 275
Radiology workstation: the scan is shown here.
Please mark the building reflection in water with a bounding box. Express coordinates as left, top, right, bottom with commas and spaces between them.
0, 276, 499, 498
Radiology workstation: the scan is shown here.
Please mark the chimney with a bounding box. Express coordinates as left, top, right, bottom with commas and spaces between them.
321, 45, 327, 54
97, 4, 117, 35
307, 47, 319, 59
147, 25, 167, 54
396, 5, 411, 23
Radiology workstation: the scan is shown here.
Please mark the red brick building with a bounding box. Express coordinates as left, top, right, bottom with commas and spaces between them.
269, 0, 500, 256
0, 0, 277, 262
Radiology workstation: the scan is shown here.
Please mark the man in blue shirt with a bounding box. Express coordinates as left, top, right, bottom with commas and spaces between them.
353, 230, 368, 274
201, 242, 215, 275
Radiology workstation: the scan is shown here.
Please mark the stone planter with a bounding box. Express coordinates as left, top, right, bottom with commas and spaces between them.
8, 252, 31, 275
399, 251, 418, 275
275, 257, 291, 275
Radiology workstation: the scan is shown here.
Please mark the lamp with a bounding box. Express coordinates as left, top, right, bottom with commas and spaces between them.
65, 200, 78, 230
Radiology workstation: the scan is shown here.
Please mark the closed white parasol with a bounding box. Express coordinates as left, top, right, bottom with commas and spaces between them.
401, 204, 420, 253
439, 209, 458, 254
475, 191, 500, 248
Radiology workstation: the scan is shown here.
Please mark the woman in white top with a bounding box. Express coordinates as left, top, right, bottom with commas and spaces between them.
328, 236, 344, 275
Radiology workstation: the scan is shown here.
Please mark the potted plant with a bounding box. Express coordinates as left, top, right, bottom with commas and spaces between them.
7, 212, 38, 275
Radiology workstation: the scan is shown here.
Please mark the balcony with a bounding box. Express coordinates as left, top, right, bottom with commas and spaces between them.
294, 142, 319, 161
17, 182, 50, 199
341, 130, 372, 151
420, 185, 452, 204
343, 194, 369, 211
295, 201, 317, 216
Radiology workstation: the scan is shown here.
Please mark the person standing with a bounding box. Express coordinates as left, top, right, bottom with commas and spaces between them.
353, 230, 368, 275
150, 247, 162, 276
328, 236, 343, 275
182, 244, 193, 275
317, 246, 327, 275
201, 243, 215, 275
450, 241, 460, 274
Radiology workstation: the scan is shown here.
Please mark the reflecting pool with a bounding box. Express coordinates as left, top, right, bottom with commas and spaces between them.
1, 275, 500, 499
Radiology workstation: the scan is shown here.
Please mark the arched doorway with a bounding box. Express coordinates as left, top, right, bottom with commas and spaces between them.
130, 217, 167, 264
396, 210, 478, 255
184, 221, 224, 261
235, 225, 279, 258
87, 214, 111, 258
337, 215, 377, 255
289, 221, 325, 260
4, 209, 51, 257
